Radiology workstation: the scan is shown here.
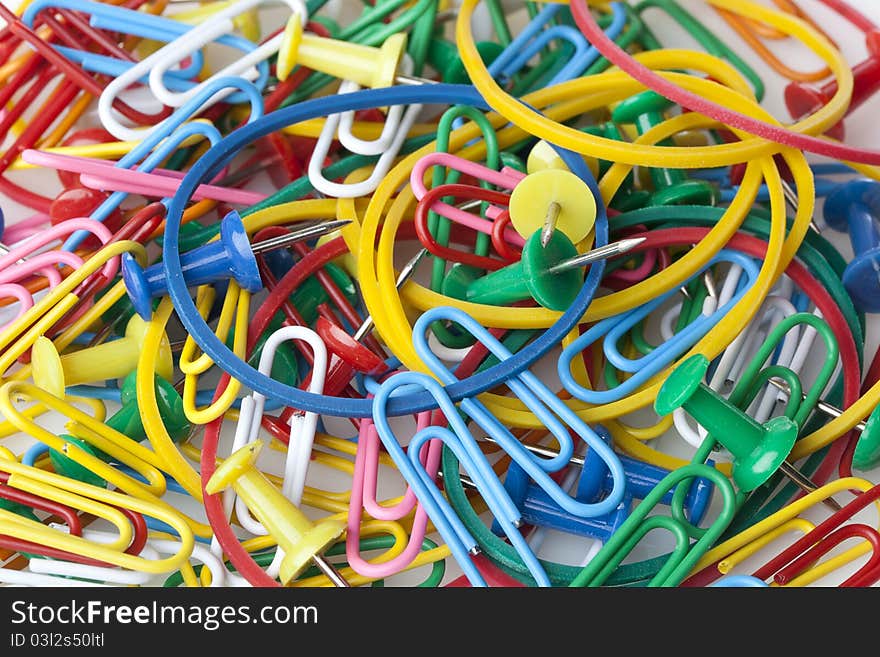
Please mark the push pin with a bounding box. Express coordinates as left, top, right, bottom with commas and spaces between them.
121, 210, 350, 320
508, 168, 597, 247
276, 17, 433, 87
766, 377, 880, 472
307, 248, 427, 395
442, 231, 645, 311
785, 30, 880, 141
206, 441, 349, 587
49, 370, 190, 486
30, 315, 173, 398
611, 91, 717, 206
822, 179, 880, 313
489, 430, 713, 538
655, 354, 799, 492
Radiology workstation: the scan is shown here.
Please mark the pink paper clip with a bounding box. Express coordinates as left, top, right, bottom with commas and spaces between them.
21, 150, 267, 206
410, 152, 527, 248
345, 411, 443, 578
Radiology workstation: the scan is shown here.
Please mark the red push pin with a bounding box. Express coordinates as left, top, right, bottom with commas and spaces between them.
784, 30, 880, 141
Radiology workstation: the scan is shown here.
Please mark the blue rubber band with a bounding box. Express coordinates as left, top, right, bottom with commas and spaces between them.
162, 83, 608, 418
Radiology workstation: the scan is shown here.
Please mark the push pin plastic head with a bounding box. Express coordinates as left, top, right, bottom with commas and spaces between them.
854, 403, 880, 471
823, 179, 880, 313
612, 91, 717, 207
122, 211, 349, 320
655, 354, 798, 492
277, 14, 408, 88
445, 232, 644, 311
508, 169, 597, 246
784, 30, 880, 142
206, 441, 347, 586
31, 315, 173, 398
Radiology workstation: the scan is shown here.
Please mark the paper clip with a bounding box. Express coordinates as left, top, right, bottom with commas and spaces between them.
489, 2, 627, 89
0, 241, 147, 382
23, 531, 226, 588
143, 0, 306, 109
568, 463, 737, 587
46, 75, 265, 253
559, 249, 760, 405
24, 151, 267, 207
0, 381, 169, 499
634, 0, 765, 100
370, 369, 550, 587
214, 326, 328, 582
412, 306, 627, 518
308, 75, 422, 198
0, 449, 194, 573
346, 411, 443, 578
28, 0, 284, 140
711, 0, 836, 83
684, 478, 880, 587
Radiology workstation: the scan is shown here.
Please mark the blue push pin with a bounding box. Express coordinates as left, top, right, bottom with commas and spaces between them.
121, 210, 350, 319
492, 429, 714, 539
823, 179, 880, 313
496, 462, 632, 541
574, 432, 714, 526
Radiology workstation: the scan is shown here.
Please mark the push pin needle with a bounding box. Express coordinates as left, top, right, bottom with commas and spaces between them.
746, 379, 844, 512
247, 219, 352, 255
544, 236, 647, 275
353, 248, 428, 342
766, 377, 867, 431
540, 201, 562, 248
781, 179, 821, 233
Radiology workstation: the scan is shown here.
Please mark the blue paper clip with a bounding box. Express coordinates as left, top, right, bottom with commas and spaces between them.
487, 2, 626, 88
370, 370, 553, 587
60, 76, 264, 252
558, 248, 761, 404
412, 306, 627, 519
497, 428, 714, 539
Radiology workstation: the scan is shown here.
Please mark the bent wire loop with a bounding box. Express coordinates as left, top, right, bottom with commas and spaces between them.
211, 326, 328, 582
346, 409, 444, 578
412, 306, 627, 518
568, 463, 737, 587
559, 248, 761, 405
371, 369, 555, 587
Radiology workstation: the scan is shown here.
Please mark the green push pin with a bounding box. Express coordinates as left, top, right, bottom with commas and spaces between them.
426, 38, 505, 84
765, 376, 880, 474
48, 436, 106, 488
655, 354, 798, 492
442, 231, 645, 311
854, 404, 880, 471
49, 370, 191, 484
612, 91, 718, 207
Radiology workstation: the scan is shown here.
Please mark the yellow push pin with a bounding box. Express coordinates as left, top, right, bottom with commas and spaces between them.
508, 168, 597, 248
277, 14, 410, 88
30, 315, 173, 398
206, 441, 349, 587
